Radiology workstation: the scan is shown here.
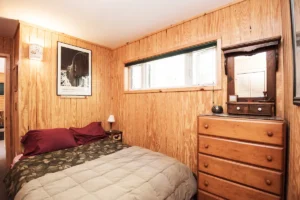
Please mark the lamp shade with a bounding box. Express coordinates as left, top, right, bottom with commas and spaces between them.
107, 115, 115, 123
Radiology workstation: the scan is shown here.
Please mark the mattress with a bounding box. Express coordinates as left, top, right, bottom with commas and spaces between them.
4, 138, 197, 200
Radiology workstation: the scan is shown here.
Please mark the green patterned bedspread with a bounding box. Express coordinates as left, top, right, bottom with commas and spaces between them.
3, 138, 129, 199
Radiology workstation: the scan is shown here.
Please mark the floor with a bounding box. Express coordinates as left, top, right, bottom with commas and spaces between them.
0, 140, 8, 200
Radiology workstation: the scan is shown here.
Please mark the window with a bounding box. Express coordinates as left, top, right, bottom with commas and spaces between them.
126, 41, 219, 91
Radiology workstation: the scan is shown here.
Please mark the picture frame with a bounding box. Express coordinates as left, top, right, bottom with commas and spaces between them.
229, 95, 238, 102
57, 42, 92, 96
290, 0, 300, 105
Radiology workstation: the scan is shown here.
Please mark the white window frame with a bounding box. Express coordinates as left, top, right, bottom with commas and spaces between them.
124, 39, 222, 93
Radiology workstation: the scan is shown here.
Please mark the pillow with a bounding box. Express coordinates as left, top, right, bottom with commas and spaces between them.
69, 122, 107, 145
21, 128, 78, 156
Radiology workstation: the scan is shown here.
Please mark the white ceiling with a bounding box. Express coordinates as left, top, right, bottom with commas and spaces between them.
0, 0, 233, 48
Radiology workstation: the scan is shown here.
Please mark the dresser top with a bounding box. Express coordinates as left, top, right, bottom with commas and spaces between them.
199, 113, 283, 121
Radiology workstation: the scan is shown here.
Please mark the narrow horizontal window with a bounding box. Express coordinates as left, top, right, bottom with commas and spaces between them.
125, 41, 219, 92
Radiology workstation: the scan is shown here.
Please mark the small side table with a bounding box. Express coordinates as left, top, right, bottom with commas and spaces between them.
105, 130, 123, 142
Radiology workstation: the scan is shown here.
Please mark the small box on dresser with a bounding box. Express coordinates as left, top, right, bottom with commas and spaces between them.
197, 115, 286, 200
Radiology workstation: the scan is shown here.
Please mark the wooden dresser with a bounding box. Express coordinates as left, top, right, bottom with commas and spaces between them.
197, 115, 286, 200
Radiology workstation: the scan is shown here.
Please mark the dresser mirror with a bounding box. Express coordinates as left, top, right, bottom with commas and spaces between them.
222, 36, 281, 116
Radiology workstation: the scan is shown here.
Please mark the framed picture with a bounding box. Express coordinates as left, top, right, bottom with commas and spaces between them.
229, 95, 238, 102
57, 42, 92, 96
290, 0, 300, 105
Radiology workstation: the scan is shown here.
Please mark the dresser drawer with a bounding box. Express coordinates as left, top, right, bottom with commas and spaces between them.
198, 117, 284, 145
198, 136, 283, 170
198, 190, 225, 200
249, 104, 273, 116
198, 173, 280, 200
198, 154, 282, 194
227, 104, 249, 115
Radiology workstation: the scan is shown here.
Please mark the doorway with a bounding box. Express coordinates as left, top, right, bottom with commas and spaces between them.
0, 55, 9, 200
0, 57, 6, 164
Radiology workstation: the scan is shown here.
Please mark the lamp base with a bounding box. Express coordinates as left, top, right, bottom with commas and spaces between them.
109, 122, 113, 132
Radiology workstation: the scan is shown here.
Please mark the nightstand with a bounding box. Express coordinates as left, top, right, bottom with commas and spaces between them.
105, 130, 123, 142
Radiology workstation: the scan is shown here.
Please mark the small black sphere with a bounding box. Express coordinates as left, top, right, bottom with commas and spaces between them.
212, 105, 223, 114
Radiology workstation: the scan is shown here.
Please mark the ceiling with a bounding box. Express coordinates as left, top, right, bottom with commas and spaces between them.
0, 0, 233, 48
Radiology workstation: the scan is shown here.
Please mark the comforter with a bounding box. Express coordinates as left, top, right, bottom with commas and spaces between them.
4, 138, 197, 200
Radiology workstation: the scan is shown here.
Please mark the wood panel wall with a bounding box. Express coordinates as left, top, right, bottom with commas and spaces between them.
280, 0, 300, 199
16, 22, 113, 153
111, 0, 283, 173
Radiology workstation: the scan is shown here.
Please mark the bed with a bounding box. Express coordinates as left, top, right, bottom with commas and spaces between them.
4, 138, 197, 200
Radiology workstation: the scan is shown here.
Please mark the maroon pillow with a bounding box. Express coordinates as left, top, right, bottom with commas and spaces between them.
70, 122, 107, 145
21, 128, 78, 156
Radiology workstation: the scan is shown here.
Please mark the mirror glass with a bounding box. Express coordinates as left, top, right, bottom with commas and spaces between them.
234, 52, 267, 98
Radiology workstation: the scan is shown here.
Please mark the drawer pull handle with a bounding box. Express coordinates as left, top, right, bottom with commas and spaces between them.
258, 107, 262, 112
267, 132, 274, 137
265, 179, 272, 186
204, 180, 209, 187
237, 106, 241, 111
204, 163, 209, 168
204, 144, 209, 149
266, 155, 273, 162
204, 124, 209, 129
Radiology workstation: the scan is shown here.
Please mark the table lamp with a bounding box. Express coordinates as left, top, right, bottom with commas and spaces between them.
107, 115, 115, 132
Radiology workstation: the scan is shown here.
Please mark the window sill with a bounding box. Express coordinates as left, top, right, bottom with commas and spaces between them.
124, 86, 222, 94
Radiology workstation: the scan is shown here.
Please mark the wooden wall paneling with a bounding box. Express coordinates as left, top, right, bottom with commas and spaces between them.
239, 0, 251, 42
18, 24, 30, 147
220, 7, 231, 46
36, 28, 48, 129
190, 18, 198, 43
13, 28, 20, 157
95, 46, 101, 127
50, 32, 61, 128
280, 0, 300, 199
111, 0, 284, 175
16, 22, 113, 152
249, 0, 264, 40
28, 26, 38, 131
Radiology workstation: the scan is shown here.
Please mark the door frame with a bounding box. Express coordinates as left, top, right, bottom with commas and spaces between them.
0, 53, 12, 166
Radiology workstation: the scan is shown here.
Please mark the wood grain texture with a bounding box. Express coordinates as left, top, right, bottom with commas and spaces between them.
280, 0, 300, 199
197, 190, 225, 200
16, 22, 113, 153
111, 0, 283, 173
198, 172, 280, 200
198, 116, 284, 145
198, 154, 282, 194
198, 135, 283, 170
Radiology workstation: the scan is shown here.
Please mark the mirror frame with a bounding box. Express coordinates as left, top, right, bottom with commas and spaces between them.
290, 0, 300, 105
222, 36, 281, 103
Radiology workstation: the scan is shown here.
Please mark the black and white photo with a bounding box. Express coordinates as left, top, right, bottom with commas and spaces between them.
57, 42, 92, 96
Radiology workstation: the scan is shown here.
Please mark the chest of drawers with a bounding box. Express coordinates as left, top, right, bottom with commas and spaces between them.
197, 115, 286, 200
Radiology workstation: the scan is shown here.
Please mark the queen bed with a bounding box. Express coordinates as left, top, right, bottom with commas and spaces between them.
4, 124, 197, 200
